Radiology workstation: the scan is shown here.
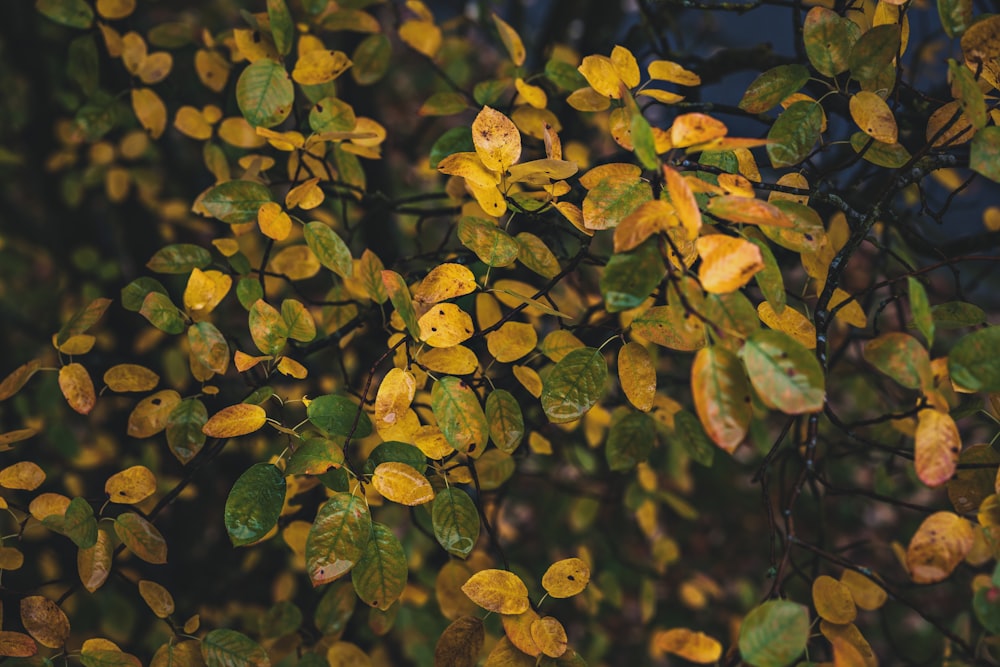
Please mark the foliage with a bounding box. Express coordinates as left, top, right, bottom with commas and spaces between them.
2, 0, 1000, 665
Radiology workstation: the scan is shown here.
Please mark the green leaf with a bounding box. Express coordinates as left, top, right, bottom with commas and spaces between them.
266, 0, 294, 56
748, 235, 785, 314
42, 496, 97, 548
364, 441, 426, 475
236, 59, 294, 128
140, 292, 186, 335
907, 277, 934, 348
201, 629, 270, 667
863, 332, 931, 390
630, 305, 706, 351
286, 436, 344, 475
57, 297, 111, 345
947, 444, 1000, 514
541, 347, 608, 424
582, 176, 653, 230
202, 181, 275, 224
382, 270, 421, 339
932, 301, 985, 328
309, 96, 356, 133
767, 101, 823, 168
36, 0, 93, 28
306, 492, 371, 586
473, 79, 510, 106
188, 322, 229, 374
237, 278, 264, 311
938, 0, 972, 38
606, 412, 656, 472
304, 221, 354, 279
307, 394, 372, 438
741, 331, 825, 414
631, 110, 659, 170
971, 126, 1000, 183
259, 600, 302, 639
122, 277, 167, 312
68, 34, 99, 95
80, 650, 140, 667
949, 326, 1000, 392
224, 463, 286, 547
674, 410, 715, 467
600, 240, 665, 312
516, 232, 561, 279
545, 58, 588, 91
432, 487, 480, 558
315, 579, 357, 634
803, 8, 860, 77
457, 217, 520, 267
281, 299, 317, 342
147, 244, 212, 274
738, 600, 810, 667
420, 91, 469, 116
738, 64, 810, 114
848, 24, 901, 84
166, 398, 208, 464
431, 376, 489, 456
949, 59, 987, 130
430, 127, 475, 169
114, 512, 168, 564
974, 585, 1000, 634
485, 389, 524, 454
352, 522, 407, 609
849, 131, 910, 168
352, 33, 392, 86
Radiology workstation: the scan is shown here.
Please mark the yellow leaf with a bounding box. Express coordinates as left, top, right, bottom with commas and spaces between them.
461, 569, 529, 614
59, 363, 96, 415
757, 302, 816, 349
371, 462, 435, 506
541, 557, 590, 598
78, 527, 113, 593
906, 511, 974, 583
530, 617, 568, 658
492, 13, 525, 66
915, 408, 960, 488
610, 45, 640, 88
513, 365, 542, 398
202, 403, 268, 438
829, 288, 867, 328
486, 322, 537, 363
819, 621, 877, 667
292, 49, 352, 85
104, 364, 160, 393
412, 263, 478, 306
0, 359, 42, 401
414, 425, 455, 460
418, 303, 475, 348
648, 60, 701, 86
528, 431, 552, 455
174, 106, 213, 140
418, 346, 479, 375
696, 235, 764, 294
399, 19, 441, 58
257, 202, 292, 240
138, 52, 173, 85
270, 245, 321, 280
502, 608, 542, 657
105, 465, 157, 504
121, 31, 147, 74
566, 87, 612, 111
651, 628, 722, 663
326, 641, 371, 667
183, 268, 232, 318
96, 0, 135, 19
235, 351, 270, 372
512, 78, 548, 110
618, 342, 656, 411
218, 117, 266, 148
29, 493, 70, 521
285, 177, 325, 210
276, 356, 308, 379
20, 596, 70, 649
473, 106, 521, 172
706, 196, 793, 227
438, 152, 499, 188
131, 88, 167, 139
375, 368, 417, 440
195, 49, 230, 92
578, 55, 622, 98
613, 200, 676, 253
233, 29, 279, 63
55, 334, 96, 355
850, 91, 898, 144
138, 580, 175, 618
0, 461, 45, 491
0, 547, 24, 570
839, 569, 887, 611
127, 390, 182, 438
0, 427, 39, 447
670, 113, 727, 148
812, 574, 857, 624
663, 166, 702, 239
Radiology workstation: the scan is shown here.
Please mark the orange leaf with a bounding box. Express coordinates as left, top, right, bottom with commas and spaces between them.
202, 404, 268, 438
706, 196, 792, 227
663, 166, 702, 239
696, 235, 764, 294
652, 628, 722, 663
691, 346, 751, 453
670, 113, 727, 148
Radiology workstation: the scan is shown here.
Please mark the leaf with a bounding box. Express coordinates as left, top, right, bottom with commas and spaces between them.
140, 292, 185, 334
303, 220, 354, 279
114, 512, 167, 564
372, 461, 434, 506
606, 412, 656, 472
812, 575, 857, 624
492, 12, 525, 65
695, 235, 764, 294
670, 112, 727, 148
947, 443, 999, 514
0, 461, 44, 490
147, 244, 212, 274
42, 496, 97, 548
293, 49, 351, 85
286, 436, 344, 476
432, 487, 480, 558
139, 580, 175, 618
0, 360, 42, 401
863, 332, 931, 390
382, 270, 421, 339
306, 492, 371, 586
485, 389, 524, 454
353, 521, 407, 608
908, 277, 934, 347
741, 331, 825, 414
906, 511, 973, 583
541, 347, 608, 424
201, 629, 269, 667
413, 263, 478, 305
461, 569, 530, 614
104, 364, 159, 392
914, 409, 961, 488
435, 615, 484, 667
203, 404, 267, 438
631, 305, 705, 351
600, 240, 665, 312
692, 346, 751, 453
849, 91, 898, 144
541, 558, 590, 598
486, 322, 537, 363
516, 232, 561, 279
840, 570, 887, 611
431, 376, 488, 456
77, 526, 112, 593
167, 398, 208, 464
947, 326, 1000, 392
472, 106, 520, 172
225, 463, 285, 546
530, 617, 568, 658
738, 64, 810, 113
131, 88, 166, 138
105, 465, 156, 504
767, 101, 823, 168
848, 24, 901, 84
307, 393, 372, 438
59, 362, 96, 415
37, 0, 94, 28
705, 196, 791, 227
236, 59, 293, 128
618, 342, 656, 411
582, 176, 653, 230
457, 217, 519, 267
202, 181, 275, 224
738, 600, 809, 667
20, 596, 70, 649
971, 126, 1000, 183
0, 632, 37, 658
803, 7, 860, 77
249, 298, 288, 355
652, 629, 722, 664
